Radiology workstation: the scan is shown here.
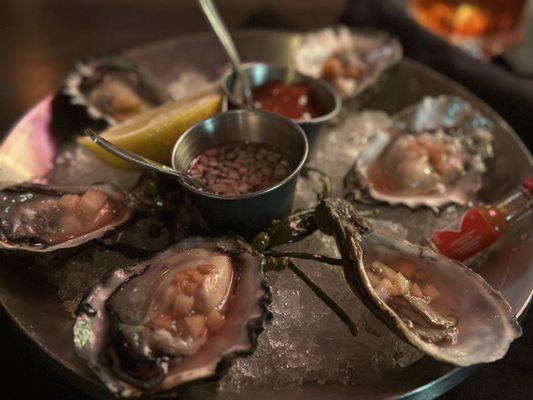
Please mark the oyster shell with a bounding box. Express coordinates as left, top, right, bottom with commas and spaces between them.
344, 96, 494, 209
0, 183, 135, 253
315, 198, 521, 366
63, 55, 170, 125
74, 237, 270, 397
293, 26, 402, 99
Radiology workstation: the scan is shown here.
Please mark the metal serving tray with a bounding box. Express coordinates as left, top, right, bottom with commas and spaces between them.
0, 29, 531, 399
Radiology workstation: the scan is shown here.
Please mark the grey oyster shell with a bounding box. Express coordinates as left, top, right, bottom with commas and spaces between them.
63, 54, 170, 126
315, 198, 521, 367
344, 96, 494, 209
74, 237, 270, 397
293, 26, 402, 99
0, 183, 136, 253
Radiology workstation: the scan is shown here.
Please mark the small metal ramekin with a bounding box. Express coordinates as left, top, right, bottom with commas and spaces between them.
221, 62, 341, 148
172, 109, 308, 237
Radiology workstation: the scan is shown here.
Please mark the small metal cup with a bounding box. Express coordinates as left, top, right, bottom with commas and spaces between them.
221, 62, 341, 149
172, 109, 308, 237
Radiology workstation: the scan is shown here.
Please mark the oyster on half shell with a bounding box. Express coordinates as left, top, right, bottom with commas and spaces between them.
344, 96, 494, 209
0, 183, 136, 253
63, 55, 170, 125
315, 198, 521, 366
293, 26, 402, 99
74, 237, 270, 398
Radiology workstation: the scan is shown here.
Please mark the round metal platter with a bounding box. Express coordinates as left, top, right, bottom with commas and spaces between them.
0, 29, 532, 400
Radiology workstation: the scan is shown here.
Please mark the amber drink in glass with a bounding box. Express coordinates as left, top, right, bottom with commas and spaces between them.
408, 0, 528, 59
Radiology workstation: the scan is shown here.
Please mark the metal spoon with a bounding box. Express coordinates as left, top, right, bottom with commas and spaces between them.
198, 0, 254, 109
84, 130, 214, 193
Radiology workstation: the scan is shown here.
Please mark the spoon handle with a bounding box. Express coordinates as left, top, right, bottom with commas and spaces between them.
198, 0, 254, 108
84, 130, 213, 192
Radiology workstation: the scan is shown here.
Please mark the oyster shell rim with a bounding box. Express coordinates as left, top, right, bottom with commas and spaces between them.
62, 54, 171, 126
292, 25, 404, 100
315, 198, 522, 367
0, 182, 137, 253
73, 236, 271, 398
344, 95, 495, 210
353, 229, 522, 367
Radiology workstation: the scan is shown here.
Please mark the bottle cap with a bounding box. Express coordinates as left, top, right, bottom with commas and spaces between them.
523, 177, 533, 195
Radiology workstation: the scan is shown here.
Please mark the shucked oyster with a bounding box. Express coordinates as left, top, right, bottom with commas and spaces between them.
315, 198, 521, 366
74, 237, 270, 397
345, 96, 494, 209
63, 55, 170, 125
0, 183, 135, 253
293, 26, 402, 99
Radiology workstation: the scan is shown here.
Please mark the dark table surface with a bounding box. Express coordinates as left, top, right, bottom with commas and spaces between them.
0, 1, 531, 399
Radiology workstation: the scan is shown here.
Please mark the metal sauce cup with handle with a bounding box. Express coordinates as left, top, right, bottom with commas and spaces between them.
221, 62, 341, 149
172, 109, 308, 237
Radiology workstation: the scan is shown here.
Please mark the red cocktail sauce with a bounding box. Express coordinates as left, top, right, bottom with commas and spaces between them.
430, 177, 533, 261
252, 81, 321, 120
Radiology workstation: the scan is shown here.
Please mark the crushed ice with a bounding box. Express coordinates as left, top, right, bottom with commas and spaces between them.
49, 247, 134, 314
219, 230, 423, 392
49, 145, 140, 189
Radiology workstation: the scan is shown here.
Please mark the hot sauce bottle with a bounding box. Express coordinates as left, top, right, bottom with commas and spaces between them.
430, 177, 533, 261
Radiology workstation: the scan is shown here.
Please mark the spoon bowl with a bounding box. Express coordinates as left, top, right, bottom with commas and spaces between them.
84, 130, 213, 192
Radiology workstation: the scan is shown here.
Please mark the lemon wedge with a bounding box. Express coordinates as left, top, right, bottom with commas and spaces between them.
79, 92, 222, 170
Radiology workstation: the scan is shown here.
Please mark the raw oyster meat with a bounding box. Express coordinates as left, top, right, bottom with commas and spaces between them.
0, 183, 135, 252
344, 96, 494, 209
63, 55, 170, 125
315, 198, 521, 366
293, 26, 402, 98
74, 237, 270, 397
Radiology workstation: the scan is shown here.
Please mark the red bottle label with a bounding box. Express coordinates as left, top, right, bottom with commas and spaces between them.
430, 209, 502, 261
523, 177, 533, 194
